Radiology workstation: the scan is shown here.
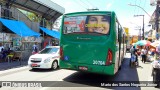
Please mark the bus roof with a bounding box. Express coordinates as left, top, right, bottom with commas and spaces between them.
63, 11, 116, 16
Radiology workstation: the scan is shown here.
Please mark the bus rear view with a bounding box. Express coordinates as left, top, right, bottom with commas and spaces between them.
60, 11, 121, 75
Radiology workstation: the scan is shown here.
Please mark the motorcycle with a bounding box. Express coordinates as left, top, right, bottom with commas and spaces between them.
151, 56, 160, 87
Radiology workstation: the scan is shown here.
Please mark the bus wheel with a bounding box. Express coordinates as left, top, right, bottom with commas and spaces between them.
119, 66, 122, 70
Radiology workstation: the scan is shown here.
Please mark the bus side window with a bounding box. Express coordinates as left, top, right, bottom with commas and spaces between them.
116, 20, 119, 51
118, 24, 120, 43
116, 21, 119, 43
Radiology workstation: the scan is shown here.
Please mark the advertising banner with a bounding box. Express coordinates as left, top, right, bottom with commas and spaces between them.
64, 15, 111, 34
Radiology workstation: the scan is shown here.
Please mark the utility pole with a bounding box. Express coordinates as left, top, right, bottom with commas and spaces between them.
134, 15, 145, 40
128, 3, 151, 40
134, 26, 141, 40
150, 0, 160, 40
155, 1, 160, 39
139, 27, 141, 40
128, 4, 151, 17
136, 26, 142, 40
155, 4, 159, 33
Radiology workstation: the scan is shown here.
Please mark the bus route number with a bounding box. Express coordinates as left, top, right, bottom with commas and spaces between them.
93, 60, 105, 65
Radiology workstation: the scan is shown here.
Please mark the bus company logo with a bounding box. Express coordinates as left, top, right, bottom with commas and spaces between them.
76, 37, 91, 40
2, 82, 12, 87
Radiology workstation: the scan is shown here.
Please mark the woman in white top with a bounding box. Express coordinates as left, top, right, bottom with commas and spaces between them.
141, 47, 147, 63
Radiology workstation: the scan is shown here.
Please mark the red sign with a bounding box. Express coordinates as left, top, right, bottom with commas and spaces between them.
78, 20, 85, 31
31, 64, 37, 67
64, 21, 76, 25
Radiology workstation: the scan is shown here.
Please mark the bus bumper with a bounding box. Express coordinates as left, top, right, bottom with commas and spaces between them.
60, 61, 115, 75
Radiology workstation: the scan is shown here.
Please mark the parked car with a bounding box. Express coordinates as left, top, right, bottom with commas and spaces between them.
28, 46, 60, 70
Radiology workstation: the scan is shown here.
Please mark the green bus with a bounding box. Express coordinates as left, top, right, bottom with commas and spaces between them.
60, 11, 126, 75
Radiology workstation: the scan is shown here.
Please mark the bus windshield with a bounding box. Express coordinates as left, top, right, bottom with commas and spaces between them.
63, 15, 111, 35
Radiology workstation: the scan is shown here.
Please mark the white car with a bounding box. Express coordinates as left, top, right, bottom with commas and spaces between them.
28, 46, 60, 70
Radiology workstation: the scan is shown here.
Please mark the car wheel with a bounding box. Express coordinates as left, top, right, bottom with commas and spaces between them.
51, 61, 58, 70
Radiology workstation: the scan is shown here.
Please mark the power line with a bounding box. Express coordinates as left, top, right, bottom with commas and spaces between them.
134, 0, 140, 15
143, 0, 147, 12
86, 0, 97, 8
79, 0, 98, 10
74, 0, 88, 10
79, 0, 90, 8
143, 0, 147, 7
137, 0, 142, 15
134, 0, 143, 19
133, 0, 137, 15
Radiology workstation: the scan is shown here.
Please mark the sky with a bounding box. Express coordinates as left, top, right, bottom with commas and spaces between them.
51, 0, 156, 35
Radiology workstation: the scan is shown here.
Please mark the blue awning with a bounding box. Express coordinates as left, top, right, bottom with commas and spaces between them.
0, 18, 40, 37
40, 27, 60, 39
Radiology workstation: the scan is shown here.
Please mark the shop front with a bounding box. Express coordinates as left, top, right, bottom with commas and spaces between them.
40, 27, 60, 49
0, 18, 41, 62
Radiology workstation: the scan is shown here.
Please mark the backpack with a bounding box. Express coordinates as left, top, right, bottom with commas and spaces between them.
131, 54, 136, 62
34, 46, 38, 52
130, 48, 135, 54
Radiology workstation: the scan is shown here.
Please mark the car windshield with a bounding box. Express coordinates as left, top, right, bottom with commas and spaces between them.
39, 48, 59, 54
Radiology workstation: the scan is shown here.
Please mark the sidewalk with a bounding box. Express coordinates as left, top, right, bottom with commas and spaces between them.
0, 65, 29, 77
0, 50, 32, 71
0, 60, 28, 71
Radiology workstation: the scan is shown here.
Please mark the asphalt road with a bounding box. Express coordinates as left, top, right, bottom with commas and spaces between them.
0, 53, 159, 90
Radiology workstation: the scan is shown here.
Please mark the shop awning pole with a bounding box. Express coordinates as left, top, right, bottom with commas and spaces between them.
2, 32, 4, 46
20, 30, 22, 65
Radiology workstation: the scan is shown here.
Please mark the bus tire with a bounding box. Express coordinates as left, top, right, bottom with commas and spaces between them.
119, 66, 122, 70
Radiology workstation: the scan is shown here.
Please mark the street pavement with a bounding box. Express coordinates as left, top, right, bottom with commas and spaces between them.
0, 59, 28, 71
0, 53, 159, 90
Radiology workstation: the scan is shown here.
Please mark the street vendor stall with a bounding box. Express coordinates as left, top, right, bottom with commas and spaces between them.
0, 18, 41, 62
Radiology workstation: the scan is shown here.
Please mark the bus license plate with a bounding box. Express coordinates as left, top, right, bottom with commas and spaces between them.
78, 66, 88, 71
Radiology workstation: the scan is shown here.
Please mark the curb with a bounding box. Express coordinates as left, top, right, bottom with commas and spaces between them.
0, 66, 29, 77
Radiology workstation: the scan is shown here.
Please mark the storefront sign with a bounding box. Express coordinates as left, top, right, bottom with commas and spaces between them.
0, 33, 12, 42
12, 37, 21, 46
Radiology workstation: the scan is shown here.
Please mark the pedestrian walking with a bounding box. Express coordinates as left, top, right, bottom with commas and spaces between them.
130, 51, 136, 68
130, 45, 135, 57
32, 42, 38, 54
134, 47, 139, 66
0, 43, 4, 60
141, 46, 147, 63
129, 46, 139, 66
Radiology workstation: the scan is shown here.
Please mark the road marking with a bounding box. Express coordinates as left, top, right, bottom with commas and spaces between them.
148, 76, 153, 81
